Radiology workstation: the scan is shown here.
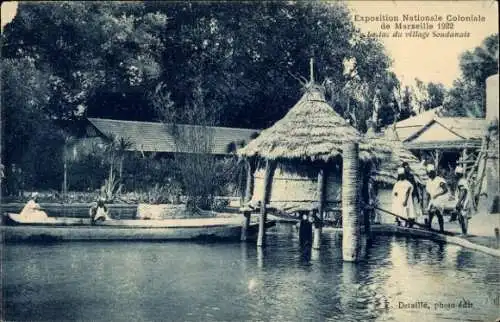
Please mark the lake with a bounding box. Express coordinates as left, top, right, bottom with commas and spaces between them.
2, 223, 499, 321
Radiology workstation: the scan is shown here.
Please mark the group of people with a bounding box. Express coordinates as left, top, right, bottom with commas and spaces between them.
391, 162, 472, 233
19, 193, 110, 224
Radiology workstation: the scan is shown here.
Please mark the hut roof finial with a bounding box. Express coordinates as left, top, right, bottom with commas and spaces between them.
309, 57, 315, 84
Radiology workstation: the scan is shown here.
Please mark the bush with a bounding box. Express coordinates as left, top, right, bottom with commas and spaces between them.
145, 182, 182, 204
212, 198, 230, 212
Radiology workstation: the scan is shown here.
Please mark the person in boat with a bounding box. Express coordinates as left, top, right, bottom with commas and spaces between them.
455, 166, 472, 220
20, 193, 48, 220
89, 197, 110, 224
392, 167, 416, 228
425, 164, 449, 232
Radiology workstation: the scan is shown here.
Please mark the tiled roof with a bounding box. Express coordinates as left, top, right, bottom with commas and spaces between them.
396, 108, 440, 128
393, 107, 442, 141
390, 106, 487, 142
435, 117, 487, 139
87, 118, 260, 155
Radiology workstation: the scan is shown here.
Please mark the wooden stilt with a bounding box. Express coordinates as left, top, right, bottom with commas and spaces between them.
299, 211, 313, 245
63, 161, 68, 197
241, 211, 251, 242
434, 149, 441, 170
461, 148, 468, 176
342, 142, 361, 262
313, 168, 326, 250
257, 160, 275, 247
257, 246, 264, 268
241, 158, 255, 241
363, 177, 372, 241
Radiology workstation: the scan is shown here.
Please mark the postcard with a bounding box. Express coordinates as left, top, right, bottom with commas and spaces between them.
1, 1, 498, 321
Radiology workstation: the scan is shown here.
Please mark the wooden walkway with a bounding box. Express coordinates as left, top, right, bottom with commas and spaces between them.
322, 223, 500, 258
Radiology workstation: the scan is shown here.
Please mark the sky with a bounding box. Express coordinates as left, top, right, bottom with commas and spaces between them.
2, 1, 498, 88
347, 0, 499, 88
0, 1, 17, 32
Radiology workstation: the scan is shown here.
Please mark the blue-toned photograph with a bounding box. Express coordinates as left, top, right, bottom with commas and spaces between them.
1, 1, 499, 321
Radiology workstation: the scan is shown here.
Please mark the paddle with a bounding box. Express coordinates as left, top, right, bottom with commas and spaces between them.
372, 205, 455, 236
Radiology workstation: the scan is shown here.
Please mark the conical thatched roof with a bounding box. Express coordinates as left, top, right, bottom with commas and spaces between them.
367, 127, 428, 185
238, 85, 391, 162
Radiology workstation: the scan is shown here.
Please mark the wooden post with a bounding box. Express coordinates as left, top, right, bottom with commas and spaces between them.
433, 149, 441, 170
257, 246, 264, 268
241, 211, 251, 242
299, 211, 313, 245
241, 158, 255, 241
257, 159, 275, 247
363, 176, 372, 241
313, 168, 326, 250
63, 161, 68, 196
342, 142, 361, 262
310, 57, 314, 83
461, 148, 468, 176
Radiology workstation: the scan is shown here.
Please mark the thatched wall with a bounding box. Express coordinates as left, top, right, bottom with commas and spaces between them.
252, 161, 341, 211
367, 128, 428, 186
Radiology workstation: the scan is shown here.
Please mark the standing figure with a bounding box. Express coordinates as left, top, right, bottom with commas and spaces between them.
392, 167, 416, 228
402, 162, 422, 205
425, 164, 449, 232
455, 166, 471, 234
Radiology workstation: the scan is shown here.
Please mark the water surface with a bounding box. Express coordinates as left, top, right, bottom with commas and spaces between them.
2, 223, 499, 321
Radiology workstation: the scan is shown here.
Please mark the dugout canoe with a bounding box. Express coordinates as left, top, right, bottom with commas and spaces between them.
1, 213, 276, 242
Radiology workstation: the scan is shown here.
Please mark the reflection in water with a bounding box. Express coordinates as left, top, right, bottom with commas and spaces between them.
455, 247, 475, 270
257, 246, 264, 269
299, 243, 312, 263
311, 248, 320, 261
3, 224, 499, 322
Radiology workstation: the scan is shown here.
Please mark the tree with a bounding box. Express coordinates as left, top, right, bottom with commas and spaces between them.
3, 1, 394, 130
398, 86, 415, 120
2, 2, 168, 121
100, 134, 132, 200
443, 33, 498, 117
60, 130, 78, 195
426, 82, 446, 109
2, 1, 398, 192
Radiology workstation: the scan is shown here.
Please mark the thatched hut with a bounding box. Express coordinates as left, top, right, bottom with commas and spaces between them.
238, 84, 391, 214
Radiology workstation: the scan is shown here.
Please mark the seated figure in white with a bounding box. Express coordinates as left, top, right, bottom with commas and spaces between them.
20, 193, 48, 220
89, 198, 110, 224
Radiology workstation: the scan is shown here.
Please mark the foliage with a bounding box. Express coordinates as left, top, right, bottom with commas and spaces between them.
2, 1, 395, 130
329, 36, 396, 131
443, 33, 498, 117
145, 184, 173, 204
68, 154, 108, 191
100, 169, 123, 201
2, 1, 402, 192
426, 82, 446, 110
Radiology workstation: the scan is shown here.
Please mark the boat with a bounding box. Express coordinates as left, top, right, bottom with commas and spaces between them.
1, 213, 276, 242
